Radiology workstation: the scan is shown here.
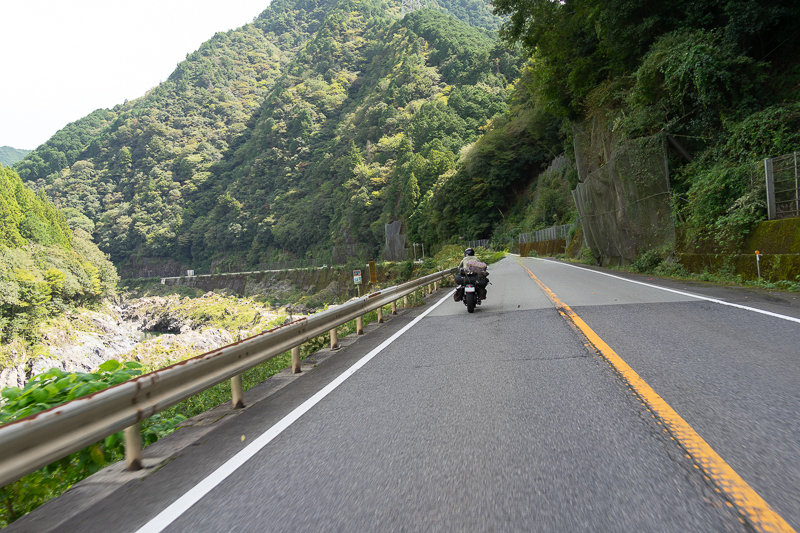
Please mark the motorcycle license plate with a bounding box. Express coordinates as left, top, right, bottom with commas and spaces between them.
465, 286, 476, 293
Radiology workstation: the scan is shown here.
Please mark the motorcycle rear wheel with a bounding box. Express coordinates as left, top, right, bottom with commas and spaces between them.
465, 292, 476, 313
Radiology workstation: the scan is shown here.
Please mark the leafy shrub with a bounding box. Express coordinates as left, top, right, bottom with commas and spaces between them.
0, 360, 142, 424
399, 259, 414, 281
653, 261, 688, 278
629, 30, 764, 133
580, 247, 597, 265
473, 247, 506, 265
630, 249, 665, 273
0, 361, 184, 527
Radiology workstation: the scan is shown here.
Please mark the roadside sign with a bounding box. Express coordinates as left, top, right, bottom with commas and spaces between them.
369, 261, 377, 283
353, 269, 362, 284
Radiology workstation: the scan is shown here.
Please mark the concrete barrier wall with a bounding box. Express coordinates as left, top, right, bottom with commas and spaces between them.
677, 218, 800, 282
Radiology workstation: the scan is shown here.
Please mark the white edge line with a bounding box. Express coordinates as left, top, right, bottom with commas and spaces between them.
136, 289, 455, 533
533, 258, 800, 324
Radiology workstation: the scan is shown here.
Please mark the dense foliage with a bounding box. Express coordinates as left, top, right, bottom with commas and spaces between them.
415, 62, 566, 243
0, 166, 116, 344
432, 0, 501, 32
492, 0, 800, 248
205, 5, 521, 265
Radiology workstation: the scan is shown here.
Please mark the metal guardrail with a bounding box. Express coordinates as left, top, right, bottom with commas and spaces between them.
159, 265, 328, 284
0, 269, 455, 488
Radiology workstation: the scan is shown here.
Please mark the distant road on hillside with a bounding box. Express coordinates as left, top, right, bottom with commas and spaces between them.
12, 256, 800, 532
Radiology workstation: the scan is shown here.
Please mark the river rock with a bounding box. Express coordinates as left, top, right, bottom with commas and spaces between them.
0, 363, 26, 389
124, 328, 235, 368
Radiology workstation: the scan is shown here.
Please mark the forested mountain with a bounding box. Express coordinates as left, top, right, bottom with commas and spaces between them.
206, 5, 522, 263
16, 0, 799, 274
0, 147, 31, 167
15, 0, 523, 271
0, 166, 116, 342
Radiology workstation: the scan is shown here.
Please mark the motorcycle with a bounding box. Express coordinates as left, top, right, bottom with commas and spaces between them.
454, 263, 489, 313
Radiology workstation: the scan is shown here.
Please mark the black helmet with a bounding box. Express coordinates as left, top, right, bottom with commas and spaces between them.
464, 248, 475, 257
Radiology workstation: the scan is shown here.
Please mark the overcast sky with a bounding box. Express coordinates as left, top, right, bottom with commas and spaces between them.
1, 0, 272, 150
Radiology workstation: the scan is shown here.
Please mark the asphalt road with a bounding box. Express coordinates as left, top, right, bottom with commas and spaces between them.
11, 256, 800, 532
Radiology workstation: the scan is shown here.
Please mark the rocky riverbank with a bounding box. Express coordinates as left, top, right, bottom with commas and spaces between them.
0, 291, 287, 390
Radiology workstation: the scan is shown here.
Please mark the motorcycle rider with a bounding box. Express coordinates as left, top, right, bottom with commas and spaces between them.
458, 248, 488, 301
458, 248, 478, 272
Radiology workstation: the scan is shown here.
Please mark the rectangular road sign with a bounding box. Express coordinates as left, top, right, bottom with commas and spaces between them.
369, 261, 377, 283
353, 269, 362, 284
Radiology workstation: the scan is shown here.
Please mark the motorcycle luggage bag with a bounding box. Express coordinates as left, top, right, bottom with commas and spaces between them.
454, 274, 465, 285
453, 286, 464, 301
463, 260, 488, 275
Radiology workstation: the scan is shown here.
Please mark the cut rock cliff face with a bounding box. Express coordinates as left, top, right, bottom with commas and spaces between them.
0, 309, 140, 390
0, 294, 283, 390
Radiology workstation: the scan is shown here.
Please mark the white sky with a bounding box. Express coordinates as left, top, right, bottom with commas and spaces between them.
1, 0, 272, 150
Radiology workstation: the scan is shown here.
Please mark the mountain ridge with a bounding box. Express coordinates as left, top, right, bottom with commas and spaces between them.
14, 0, 521, 273
0, 146, 31, 167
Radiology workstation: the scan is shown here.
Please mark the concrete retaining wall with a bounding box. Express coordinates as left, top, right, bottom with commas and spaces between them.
519, 239, 567, 257
677, 218, 800, 282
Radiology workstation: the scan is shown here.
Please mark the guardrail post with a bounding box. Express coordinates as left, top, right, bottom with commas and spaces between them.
125, 423, 143, 471
356, 315, 364, 335
391, 301, 397, 315
231, 374, 244, 408
434, 281, 438, 292
403, 295, 409, 308
330, 327, 339, 350
292, 346, 301, 373
377, 305, 384, 323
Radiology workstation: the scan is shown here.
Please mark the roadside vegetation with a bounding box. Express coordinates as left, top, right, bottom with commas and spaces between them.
554, 244, 800, 293
626, 250, 800, 293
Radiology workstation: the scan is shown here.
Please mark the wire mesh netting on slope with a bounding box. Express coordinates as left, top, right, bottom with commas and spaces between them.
384, 220, 407, 262
572, 119, 674, 265
766, 152, 800, 219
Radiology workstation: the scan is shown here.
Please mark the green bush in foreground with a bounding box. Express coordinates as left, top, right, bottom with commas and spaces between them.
0, 361, 186, 526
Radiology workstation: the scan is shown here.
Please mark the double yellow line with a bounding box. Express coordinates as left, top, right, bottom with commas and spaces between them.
520, 262, 794, 533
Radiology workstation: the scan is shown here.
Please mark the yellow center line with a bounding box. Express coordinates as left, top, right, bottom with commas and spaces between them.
519, 260, 795, 533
